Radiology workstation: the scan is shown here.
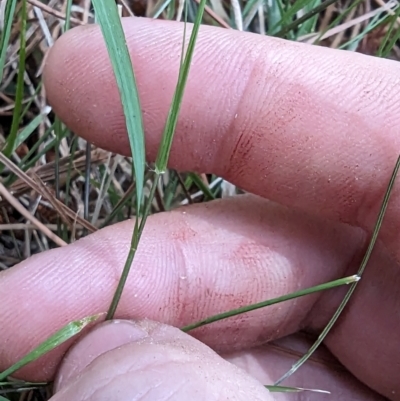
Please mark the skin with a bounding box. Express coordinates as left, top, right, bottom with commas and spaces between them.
0, 16, 399, 401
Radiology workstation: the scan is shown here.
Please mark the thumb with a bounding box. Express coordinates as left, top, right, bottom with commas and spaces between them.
51, 319, 271, 401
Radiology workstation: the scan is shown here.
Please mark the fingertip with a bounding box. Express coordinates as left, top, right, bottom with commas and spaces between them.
55, 319, 151, 391
53, 320, 272, 401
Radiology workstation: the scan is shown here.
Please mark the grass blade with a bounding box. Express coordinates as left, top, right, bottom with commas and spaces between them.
91, 0, 145, 213
274, 155, 400, 385
0, 0, 27, 172
105, 0, 208, 320
155, 0, 207, 173
266, 385, 329, 393
0, 314, 101, 381
12, 111, 47, 154
274, 0, 338, 38
63, 0, 73, 32
0, 0, 17, 83
181, 275, 359, 332
91, 0, 146, 319
188, 172, 215, 200
377, 4, 400, 58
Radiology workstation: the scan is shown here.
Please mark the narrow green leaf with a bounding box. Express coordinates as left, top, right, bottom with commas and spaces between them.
312, 0, 365, 45
181, 275, 359, 332
63, 0, 73, 32
275, 155, 400, 385
274, 0, 338, 38
0, 395, 9, 401
0, 314, 100, 381
91, 0, 145, 213
0, 0, 27, 172
0, 0, 18, 83
188, 172, 215, 200
270, 0, 317, 35
339, 11, 392, 51
106, 0, 208, 320
155, 0, 207, 173
297, 0, 321, 36
377, 4, 400, 58
12, 111, 47, 154
266, 385, 329, 393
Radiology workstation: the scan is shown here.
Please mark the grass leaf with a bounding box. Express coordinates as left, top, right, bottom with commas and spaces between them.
105, 0, 208, 319
0, 0, 27, 172
266, 385, 329, 393
274, 155, 400, 385
155, 0, 207, 173
91, 0, 145, 213
181, 275, 359, 332
0, 0, 18, 83
274, 0, 338, 38
0, 314, 101, 381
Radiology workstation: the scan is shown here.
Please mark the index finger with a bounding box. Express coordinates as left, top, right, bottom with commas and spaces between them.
43, 17, 400, 254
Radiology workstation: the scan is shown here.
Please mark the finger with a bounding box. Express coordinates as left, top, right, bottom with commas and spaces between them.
0, 195, 363, 381
43, 17, 400, 254
51, 319, 272, 401
223, 333, 386, 401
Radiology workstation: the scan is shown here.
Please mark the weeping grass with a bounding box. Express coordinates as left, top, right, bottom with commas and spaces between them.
1, 0, 400, 398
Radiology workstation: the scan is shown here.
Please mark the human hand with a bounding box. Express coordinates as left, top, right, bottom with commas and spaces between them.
1, 17, 399, 401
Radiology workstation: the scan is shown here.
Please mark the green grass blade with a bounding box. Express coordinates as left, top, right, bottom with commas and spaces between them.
106, 0, 208, 319
297, 0, 321, 36
274, 155, 400, 385
91, 0, 145, 213
311, 0, 365, 45
0, 0, 17, 84
0, 314, 101, 381
63, 0, 73, 32
0, 0, 27, 172
188, 172, 215, 200
274, 0, 338, 38
0, 396, 9, 401
155, 0, 207, 173
12, 112, 46, 154
266, 385, 329, 393
377, 4, 400, 58
269, 0, 317, 35
181, 275, 359, 332
339, 12, 391, 51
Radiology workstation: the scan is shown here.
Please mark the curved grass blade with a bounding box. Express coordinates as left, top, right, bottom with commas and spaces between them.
274, 155, 400, 385
181, 275, 359, 332
0, 314, 101, 381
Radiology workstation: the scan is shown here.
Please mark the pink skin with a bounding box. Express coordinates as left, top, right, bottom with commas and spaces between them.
0, 16, 399, 401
